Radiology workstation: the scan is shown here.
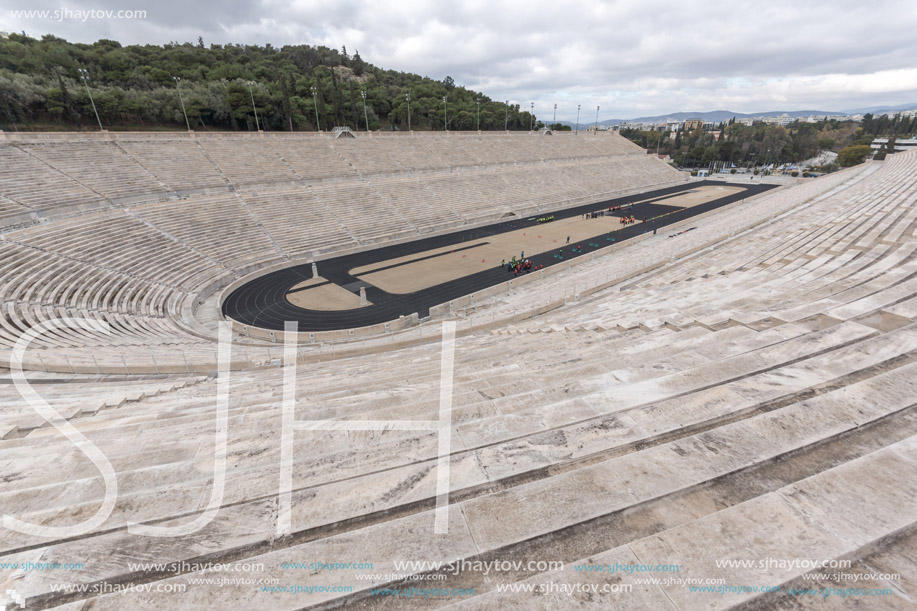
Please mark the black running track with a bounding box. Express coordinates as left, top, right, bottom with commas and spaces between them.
222, 181, 777, 331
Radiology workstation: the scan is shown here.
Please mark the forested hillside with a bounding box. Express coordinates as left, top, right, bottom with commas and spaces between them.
0, 34, 539, 132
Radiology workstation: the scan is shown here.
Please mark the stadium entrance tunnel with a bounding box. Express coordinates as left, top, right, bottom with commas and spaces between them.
221, 181, 776, 334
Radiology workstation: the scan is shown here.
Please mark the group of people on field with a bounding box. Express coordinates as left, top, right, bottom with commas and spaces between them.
580, 201, 636, 221
503, 253, 542, 276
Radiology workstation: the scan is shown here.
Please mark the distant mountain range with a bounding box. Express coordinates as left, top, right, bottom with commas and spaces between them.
842, 102, 917, 114
554, 104, 917, 128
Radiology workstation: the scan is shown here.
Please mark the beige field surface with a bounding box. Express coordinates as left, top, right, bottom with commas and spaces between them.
285, 276, 370, 310
294, 186, 744, 304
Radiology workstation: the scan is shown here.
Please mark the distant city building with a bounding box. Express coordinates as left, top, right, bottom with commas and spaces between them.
871, 138, 917, 153
617, 109, 883, 133
873, 110, 916, 118
762, 114, 795, 126
803, 114, 855, 123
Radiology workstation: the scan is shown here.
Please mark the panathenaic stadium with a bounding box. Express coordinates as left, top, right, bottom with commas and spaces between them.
0, 130, 915, 610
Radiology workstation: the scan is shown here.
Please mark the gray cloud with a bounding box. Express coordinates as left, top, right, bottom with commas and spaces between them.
6, 0, 917, 118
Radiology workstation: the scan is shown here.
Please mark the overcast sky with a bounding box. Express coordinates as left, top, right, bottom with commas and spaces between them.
5, 0, 917, 120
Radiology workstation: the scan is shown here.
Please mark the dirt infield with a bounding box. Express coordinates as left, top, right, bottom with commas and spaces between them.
353, 185, 743, 296
626, 184, 744, 208
286, 276, 370, 310
354, 215, 616, 293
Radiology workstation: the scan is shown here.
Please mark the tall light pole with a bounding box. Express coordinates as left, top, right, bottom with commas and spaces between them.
553, 103, 557, 128
173, 76, 191, 131
443, 95, 447, 131
530, 102, 534, 131
594, 105, 600, 133
246, 81, 260, 131
311, 86, 321, 131
406, 93, 411, 131
476, 99, 481, 131
78, 68, 104, 132
361, 90, 369, 131
504, 100, 509, 130
575, 104, 580, 135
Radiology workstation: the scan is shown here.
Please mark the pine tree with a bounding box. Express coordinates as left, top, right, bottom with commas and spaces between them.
280, 72, 294, 130
352, 50, 364, 76
56, 72, 79, 125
